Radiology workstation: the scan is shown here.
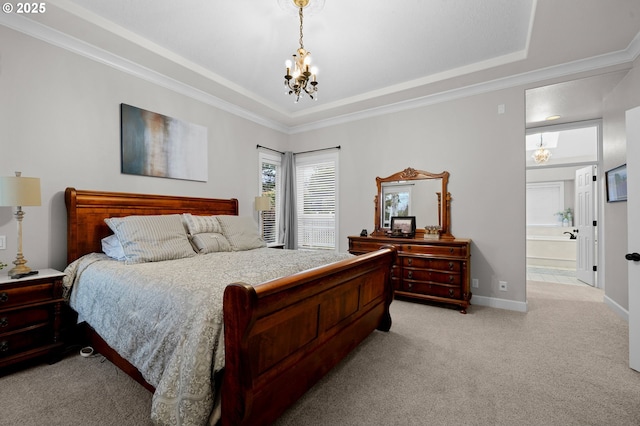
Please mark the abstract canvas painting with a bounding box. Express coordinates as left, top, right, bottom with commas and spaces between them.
120, 104, 208, 182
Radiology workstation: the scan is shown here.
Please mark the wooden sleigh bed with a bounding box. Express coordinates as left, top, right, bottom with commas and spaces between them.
64, 187, 397, 426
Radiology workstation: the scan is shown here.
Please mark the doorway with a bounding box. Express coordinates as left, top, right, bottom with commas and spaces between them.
525, 122, 600, 286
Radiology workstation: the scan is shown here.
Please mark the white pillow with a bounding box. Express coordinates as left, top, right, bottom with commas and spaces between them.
104, 214, 196, 264
216, 215, 266, 251
101, 234, 126, 261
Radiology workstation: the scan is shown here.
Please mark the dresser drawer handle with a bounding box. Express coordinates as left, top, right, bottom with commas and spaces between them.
0, 317, 7, 328
0, 292, 7, 303
407, 283, 413, 290
0, 340, 8, 352
449, 262, 454, 270
407, 258, 412, 265
449, 275, 454, 283
449, 248, 454, 254
449, 289, 454, 297
407, 271, 413, 279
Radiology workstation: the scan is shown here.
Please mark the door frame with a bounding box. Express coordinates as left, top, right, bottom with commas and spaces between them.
525, 119, 603, 289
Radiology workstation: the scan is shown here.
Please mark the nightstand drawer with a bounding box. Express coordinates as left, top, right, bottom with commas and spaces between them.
0, 306, 51, 333
0, 325, 51, 358
0, 283, 56, 310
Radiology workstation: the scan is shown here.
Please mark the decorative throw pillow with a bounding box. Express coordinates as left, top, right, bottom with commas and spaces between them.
104, 214, 196, 264
190, 232, 232, 254
101, 234, 126, 261
182, 213, 222, 235
216, 215, 266, 251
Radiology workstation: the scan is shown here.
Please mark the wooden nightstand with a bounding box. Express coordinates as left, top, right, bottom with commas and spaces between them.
0, 269, 66, 372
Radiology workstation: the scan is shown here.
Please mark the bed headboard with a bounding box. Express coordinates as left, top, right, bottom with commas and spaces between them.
65, 187, 239, 264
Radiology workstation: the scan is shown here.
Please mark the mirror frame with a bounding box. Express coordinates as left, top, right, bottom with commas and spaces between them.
373, 167, 454, 240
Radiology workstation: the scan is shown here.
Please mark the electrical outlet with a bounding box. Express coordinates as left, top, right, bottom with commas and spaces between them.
499, 281, 508, 291
0, 235, 5, 250
472, 278, 479, 288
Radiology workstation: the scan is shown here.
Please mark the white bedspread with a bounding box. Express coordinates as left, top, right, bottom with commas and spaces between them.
63, 248, 353, 426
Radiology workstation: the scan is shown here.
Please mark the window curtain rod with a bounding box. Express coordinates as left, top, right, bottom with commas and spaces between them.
256, 144, 341, 155
256, 144, 284, 155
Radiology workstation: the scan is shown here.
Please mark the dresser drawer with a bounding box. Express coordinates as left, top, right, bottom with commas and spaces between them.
403, 282, 461, 299
404, 269, 461, 285
403, 257, 461, 271
0, 325, 51, 358
0, 306, 51, 333
0, 283, 57, 310
401, 244, 467, 257
349, 240, 389, 253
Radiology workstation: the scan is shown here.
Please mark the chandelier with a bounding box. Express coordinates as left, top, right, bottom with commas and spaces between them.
532, 134, 552, 164
284, 0, 318, 102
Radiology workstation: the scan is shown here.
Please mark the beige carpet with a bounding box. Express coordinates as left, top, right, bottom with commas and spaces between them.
2, 280, 639, 426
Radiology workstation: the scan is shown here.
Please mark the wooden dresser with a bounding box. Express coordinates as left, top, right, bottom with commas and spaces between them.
349, 236, 471, 313
0, 269, 65, 371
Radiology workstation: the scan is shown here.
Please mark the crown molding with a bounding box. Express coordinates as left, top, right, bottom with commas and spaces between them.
0, 13, 290, 134
2, 11, 639, 136
289, 35, 640, 134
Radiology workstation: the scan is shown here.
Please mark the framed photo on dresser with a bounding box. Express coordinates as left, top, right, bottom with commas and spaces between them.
390, 216, 416, 237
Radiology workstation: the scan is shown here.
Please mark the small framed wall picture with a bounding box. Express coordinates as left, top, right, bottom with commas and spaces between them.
605, 164, 627, 202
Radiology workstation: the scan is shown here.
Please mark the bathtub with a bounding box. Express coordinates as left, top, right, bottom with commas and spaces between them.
526, 226, 576, 269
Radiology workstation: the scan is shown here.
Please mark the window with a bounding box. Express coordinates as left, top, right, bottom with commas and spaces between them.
295, 151, 338, 251
259, 152, 281, 244
526, 182, 564, 226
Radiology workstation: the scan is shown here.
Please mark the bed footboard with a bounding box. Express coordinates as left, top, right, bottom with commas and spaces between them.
222, 246, 397, 426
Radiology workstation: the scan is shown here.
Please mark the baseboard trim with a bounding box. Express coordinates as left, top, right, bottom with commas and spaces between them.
471, 295, 528, 313
604, 294, 629, 322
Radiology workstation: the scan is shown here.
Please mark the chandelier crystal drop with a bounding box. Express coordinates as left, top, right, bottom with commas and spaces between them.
532, 134, 552, 164
284, 0, 318, 102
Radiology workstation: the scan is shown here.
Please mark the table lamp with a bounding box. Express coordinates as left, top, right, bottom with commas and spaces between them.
255, 196, 271, 238
0, 172, 41, 278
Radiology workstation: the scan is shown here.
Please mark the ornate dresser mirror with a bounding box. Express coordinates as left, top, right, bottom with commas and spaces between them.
373, 167, 454, 240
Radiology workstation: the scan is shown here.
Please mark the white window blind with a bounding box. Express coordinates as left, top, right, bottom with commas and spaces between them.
259, 152, 281, 244
295, 152, 338, 251
526, 182, 564, 226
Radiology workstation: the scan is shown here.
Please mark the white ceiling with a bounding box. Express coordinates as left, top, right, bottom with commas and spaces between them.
3, 0, 640, 132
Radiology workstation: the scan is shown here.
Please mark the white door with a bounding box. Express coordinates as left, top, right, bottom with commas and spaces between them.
575, 165, 596, 286
626, 106, 640, 372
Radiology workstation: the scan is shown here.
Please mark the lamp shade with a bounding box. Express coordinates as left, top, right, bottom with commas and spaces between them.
254, 196, 271, 211
0, 175, 41, 207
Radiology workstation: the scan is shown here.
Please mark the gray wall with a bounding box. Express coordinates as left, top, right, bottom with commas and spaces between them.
289, 88, 528, 309
1, 24, 638, 313
602, 57, 640, 314
0, 26, 288, 271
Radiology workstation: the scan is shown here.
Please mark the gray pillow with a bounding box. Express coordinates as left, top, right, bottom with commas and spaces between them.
182, 213, 222, 235
105, 214, 196, 264
216, 215, 266, 251
190, 232, 232, 254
